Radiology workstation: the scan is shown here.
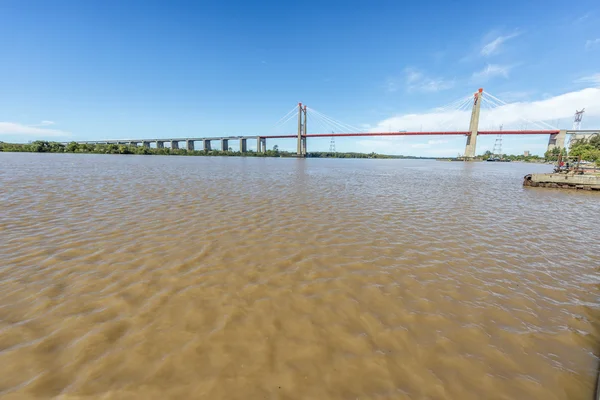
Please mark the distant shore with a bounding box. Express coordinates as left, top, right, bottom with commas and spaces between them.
0, 140, 554, 163
0, 140, 439, 160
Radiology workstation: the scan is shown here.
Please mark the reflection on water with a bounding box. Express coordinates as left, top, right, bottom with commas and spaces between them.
1, 153, 599, 399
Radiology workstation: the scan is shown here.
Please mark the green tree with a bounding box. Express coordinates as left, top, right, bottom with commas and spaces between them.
66, 141, 80, 152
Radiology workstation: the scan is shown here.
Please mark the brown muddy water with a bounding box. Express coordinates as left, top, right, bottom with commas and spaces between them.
1, 153, 600, 399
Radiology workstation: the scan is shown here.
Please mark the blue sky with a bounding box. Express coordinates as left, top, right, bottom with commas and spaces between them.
1, 0, 599, 156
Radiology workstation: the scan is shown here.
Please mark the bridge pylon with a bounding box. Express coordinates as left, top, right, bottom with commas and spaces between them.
297, 103, 307, 157
464, 88, 483, 159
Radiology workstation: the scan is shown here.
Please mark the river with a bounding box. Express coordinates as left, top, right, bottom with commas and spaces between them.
1, 153, 599, 399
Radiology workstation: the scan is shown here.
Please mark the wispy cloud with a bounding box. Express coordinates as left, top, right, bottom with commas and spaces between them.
0, 122, 69, 137
575, 12, 592, 24
403, 68, 454, 93
481, 32, 520, 56
574, 73, 600, 86
585, 38, 600, 50
472, 64, 512, 82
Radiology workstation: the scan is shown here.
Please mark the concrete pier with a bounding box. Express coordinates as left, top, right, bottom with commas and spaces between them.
204, 140, 211, 151
240, 138, 247, 153
187, 140, 194, 151
260, 138, 266, 153
129, 141, 138, 147
221, 139, 229, 152
524, 173, 600, 190
157, 141, 165, 149
547, 130, 566, 153
142, 141, 151, 148
171, 141, 179, 150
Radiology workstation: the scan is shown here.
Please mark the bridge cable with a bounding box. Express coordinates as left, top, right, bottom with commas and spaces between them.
482, 96, 556, 130
480, 96, 545, 130
307, 107, 363, 132
434, 94, 475, 113
309, 111, 350, 134
433, 96, 473, 130
307, 112, 333, 135
306, 109, 353, 133
307, 109, 356, 133
307, 107, 364, 133
271, 106, 299, 129
271, 110, 301, 132
484, 92, 557, 130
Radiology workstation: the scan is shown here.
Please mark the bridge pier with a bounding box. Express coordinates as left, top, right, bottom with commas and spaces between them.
257, 137, 262, 153
187, 140, 194, 151
204, 140, 211, 151
261, 138, 266, 153
142, 141, 151, 148
171, 141, 179, 150
157, 141, 165, 149
464, 88, 483, 159
239, 138, 247, 153
547, 130, 566, 153
129, 141, 138, 147
221, 139, 229, 152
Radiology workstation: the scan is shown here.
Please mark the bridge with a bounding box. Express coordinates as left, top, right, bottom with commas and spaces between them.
67, 89, 599, 158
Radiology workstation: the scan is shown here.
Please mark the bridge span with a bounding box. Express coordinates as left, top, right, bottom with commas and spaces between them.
67, 89, 599, 157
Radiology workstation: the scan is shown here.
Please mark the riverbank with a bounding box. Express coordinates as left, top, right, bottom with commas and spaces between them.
0, 140, 431, 160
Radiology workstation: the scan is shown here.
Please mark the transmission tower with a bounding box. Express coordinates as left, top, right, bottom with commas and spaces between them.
329, 132, 336, 153
568, 109, 585, 151
573, 109, 585, 131
492, 124, 503, 159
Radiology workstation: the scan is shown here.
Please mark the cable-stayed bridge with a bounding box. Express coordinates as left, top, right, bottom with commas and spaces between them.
68, 89, 599, 157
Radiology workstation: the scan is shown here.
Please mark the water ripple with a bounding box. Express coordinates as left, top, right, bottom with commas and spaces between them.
1, 153, 599, 399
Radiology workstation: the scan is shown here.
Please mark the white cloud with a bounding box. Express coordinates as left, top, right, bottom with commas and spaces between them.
481, 32, 520, 56
575, 73, 600, 86
585, 38, 600, 49
472, 64, 512, 82
31, 120, 56, 127
403, 68, 454, 93
369, 87, 600, 133
0, 122, 70, 137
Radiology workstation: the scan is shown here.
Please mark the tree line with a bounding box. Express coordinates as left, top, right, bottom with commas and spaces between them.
0, 141, 402, 159
3, 138, 597, 163
479, 150, 544, 162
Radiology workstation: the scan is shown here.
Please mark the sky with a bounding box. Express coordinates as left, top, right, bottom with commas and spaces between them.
1, 0, 599, 156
